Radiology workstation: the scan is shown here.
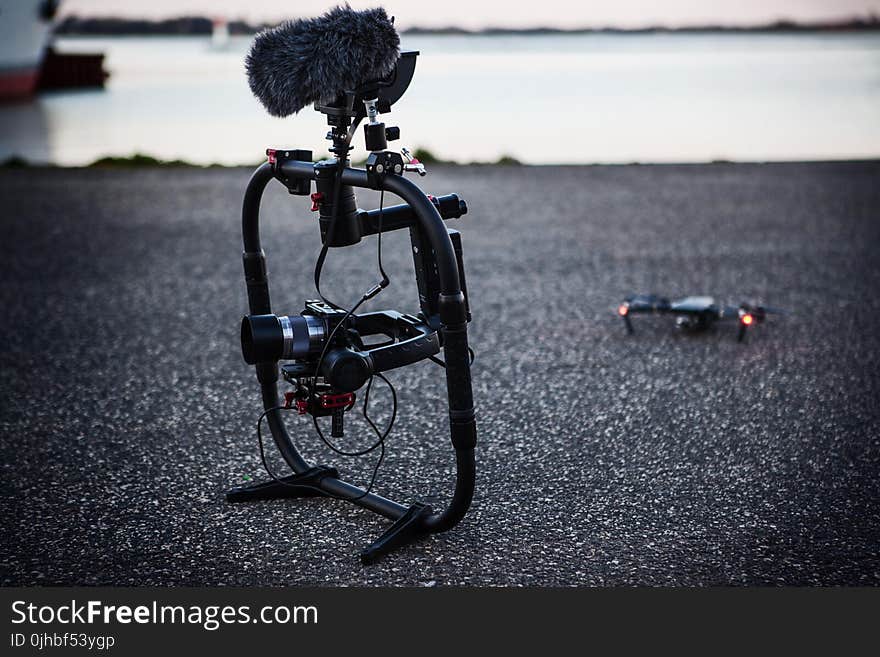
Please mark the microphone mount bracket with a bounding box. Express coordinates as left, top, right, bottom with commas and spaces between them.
314, 50, 419, 122
365, 151, 405, 188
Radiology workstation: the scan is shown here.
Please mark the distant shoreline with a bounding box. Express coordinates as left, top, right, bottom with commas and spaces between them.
54, 15, 880, 37
4, 154, 879, 170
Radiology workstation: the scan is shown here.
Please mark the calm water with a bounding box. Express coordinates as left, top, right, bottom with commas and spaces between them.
2, 32, 879, 165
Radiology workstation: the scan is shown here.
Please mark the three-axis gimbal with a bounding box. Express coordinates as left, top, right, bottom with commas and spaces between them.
227, 51, 477, 564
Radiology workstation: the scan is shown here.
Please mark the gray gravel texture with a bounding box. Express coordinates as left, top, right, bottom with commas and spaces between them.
1, 162, 878, 586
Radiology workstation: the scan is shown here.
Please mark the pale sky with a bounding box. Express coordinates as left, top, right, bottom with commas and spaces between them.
61, 0, 880, 29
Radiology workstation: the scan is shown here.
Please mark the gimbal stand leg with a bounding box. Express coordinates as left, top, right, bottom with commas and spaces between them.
226, 465, 340, 502
360, 503, 434, 565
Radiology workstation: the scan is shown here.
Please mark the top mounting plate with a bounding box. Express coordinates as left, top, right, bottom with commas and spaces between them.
315, 50, 419, 118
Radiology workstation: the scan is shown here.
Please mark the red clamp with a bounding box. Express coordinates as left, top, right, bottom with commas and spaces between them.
310, 192, 324, 212
319, 392, 356, 410
283, 391, 310, 414
282, 391, 355, 414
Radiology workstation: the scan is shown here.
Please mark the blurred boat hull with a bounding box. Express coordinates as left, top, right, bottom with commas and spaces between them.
0, 68, 41, 99
38, 48, 108, 90
0, 0, 57, 100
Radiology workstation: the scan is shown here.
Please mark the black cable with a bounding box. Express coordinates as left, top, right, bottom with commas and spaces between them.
255, 405, 338, 498
263, 169, 395, 500
363, 373, 396, 438
313, 245, 338, 309
310, 371, 397, 457
313, 296, 368, 387
358, 372, 396, 495
308, 372, 396, 500
313, 117, 362, 310
428, 347, 476, 369
255, 388, 393, 501
375, 189, 390, 288
310, 186, 389, 409
307, 188, 392, 455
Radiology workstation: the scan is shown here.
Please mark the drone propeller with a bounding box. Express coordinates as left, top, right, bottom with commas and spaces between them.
618, 294, 671, 334
740, 303, 788, 322
755, 305, 788, 315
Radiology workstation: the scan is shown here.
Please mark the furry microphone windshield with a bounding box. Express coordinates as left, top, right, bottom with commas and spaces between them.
246, 5, 401, 117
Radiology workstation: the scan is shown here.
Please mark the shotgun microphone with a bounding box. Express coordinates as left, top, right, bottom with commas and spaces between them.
245, 5, 401, 117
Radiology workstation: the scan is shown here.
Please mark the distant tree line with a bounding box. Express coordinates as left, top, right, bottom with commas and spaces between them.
405, 18, 880, 35
54, 15, 880, 36
54, 16, 263, 36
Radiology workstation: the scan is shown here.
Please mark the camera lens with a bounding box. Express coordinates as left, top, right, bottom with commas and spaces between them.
241, 313, 326, 364
278, 314, 325, 359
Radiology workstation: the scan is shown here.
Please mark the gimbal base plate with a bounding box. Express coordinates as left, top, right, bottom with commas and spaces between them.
225, 465, 339, 502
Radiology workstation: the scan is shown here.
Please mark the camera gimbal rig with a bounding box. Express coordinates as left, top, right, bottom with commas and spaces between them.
227, 51, 477, 564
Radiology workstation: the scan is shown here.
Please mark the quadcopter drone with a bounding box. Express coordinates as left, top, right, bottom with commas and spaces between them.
618, 294, 784, 341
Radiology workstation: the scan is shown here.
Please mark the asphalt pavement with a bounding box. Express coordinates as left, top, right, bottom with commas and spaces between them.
1, 161, 878, 585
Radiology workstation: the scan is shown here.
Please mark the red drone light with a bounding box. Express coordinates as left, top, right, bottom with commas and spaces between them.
741, 313, 754, 326
618, 304, 629, 316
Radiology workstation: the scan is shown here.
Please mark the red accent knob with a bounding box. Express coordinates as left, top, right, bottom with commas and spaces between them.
310, 192, 324, 212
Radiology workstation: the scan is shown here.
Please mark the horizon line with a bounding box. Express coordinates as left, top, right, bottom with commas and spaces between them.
54, 14, 880, 35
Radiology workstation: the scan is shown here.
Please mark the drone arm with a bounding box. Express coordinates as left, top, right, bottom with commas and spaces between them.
619, 295, 678, 334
